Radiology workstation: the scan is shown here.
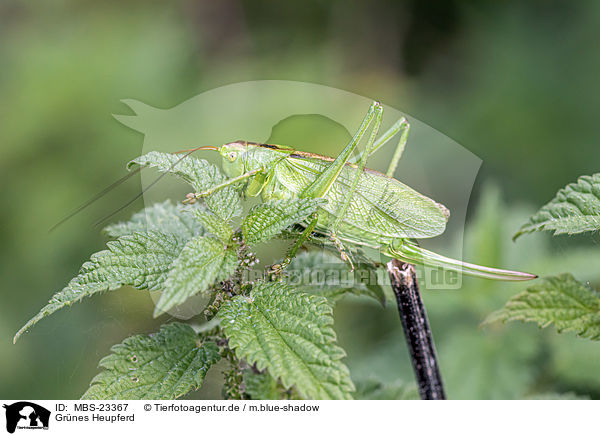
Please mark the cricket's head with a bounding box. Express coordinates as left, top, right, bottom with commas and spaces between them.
216, 141, 251, 177
186, 142, 248, 177
211, 141, 295, 177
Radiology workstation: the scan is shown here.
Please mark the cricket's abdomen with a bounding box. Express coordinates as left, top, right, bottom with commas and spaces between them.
314, 209, 393, 248
266, 156, 450, 241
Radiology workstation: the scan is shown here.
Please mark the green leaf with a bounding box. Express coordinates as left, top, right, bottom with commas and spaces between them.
155, 236, 237, 316
485, 273, 600, 340
217, 249, 240, 283
219, 281, 354, 400
187, 209, 233, 243
242, 370, 301, 400
354, 378, 419, 400
287, 251, 385, 305
242, 198, 326, 245
514, 173, 600, 239
104, 200, 205, 239
15, 231, 186, 343
82, 323, 221, 400
129, 152, 241, 220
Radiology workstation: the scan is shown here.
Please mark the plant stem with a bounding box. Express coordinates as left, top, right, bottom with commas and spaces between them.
387, 259, 446, 400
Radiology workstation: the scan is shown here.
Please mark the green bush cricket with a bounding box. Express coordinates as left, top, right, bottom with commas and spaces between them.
186, 101, 536, 281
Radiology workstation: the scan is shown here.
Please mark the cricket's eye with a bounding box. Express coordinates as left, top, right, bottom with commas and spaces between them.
227, 151, 238, 162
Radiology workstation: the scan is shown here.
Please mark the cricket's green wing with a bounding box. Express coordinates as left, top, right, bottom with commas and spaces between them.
276, 155, 449, 241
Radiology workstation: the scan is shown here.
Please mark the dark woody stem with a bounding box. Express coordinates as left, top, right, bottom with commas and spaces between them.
387, 259, 446, 400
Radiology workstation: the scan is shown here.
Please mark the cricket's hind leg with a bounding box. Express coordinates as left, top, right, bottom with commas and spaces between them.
268, 213, 319, 276
381, 118, 410, 177
327, 103, 383, 265
388, 239, 537, 281
351, 115, 410, 177
274, 101, 382, 273
271, 102, 399, 275
329, 233, 355, 271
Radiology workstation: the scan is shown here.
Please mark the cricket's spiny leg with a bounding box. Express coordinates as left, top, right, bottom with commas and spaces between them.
289, 102, 381, 272
269, 213, 319, 275
299, 102, 379, 199
327, 103, 383, 270
330, 102, 383, 234
384, 119, 410, 177
329, 234, 355, 272
350, 116, 409, 164
184, 169, 260, 203
370, 117, 409, 157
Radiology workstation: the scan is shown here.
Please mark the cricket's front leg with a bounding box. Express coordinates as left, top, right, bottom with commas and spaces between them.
183, 169, 260, 203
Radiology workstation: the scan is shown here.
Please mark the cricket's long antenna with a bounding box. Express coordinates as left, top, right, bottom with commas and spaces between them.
93, 146, 215, 228
175, 145, 218, 154
49, 168, 142, 232
50, 146, 219, 232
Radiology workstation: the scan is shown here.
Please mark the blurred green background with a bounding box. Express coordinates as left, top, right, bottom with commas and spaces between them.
2, 0, 599, 399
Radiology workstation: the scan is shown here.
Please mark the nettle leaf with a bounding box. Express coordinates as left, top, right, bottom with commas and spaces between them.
218, 249, 240, 282
15, 231, 185, 343
354, 378, 419, 400
219, 281, 354, 400
129, 152, 241, 220
242, 198, 326, 245
287, 251, 385, 305
187, 209, 233, 243
155, 236, 238, 316
514, 173, 600, 239
82, 323, 221, 400
485, 274, 600, 340
242, 370, 301, 400
104, 200, 205, 239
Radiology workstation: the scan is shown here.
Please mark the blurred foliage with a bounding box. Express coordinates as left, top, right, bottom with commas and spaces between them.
2, 0, 599, 399
336, 184, 600, 399
354, 378, 419, 400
